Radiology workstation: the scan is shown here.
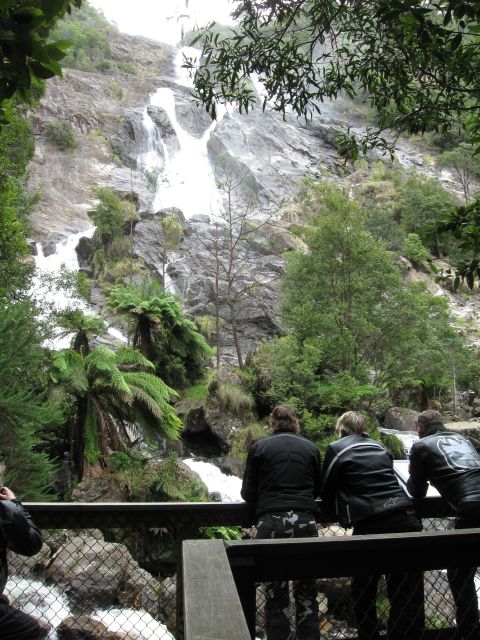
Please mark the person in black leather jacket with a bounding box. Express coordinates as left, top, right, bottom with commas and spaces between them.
241, 404, 322, 640
321, 411, 422, 640
0, 471, 44, 639
408, 409, 480, 640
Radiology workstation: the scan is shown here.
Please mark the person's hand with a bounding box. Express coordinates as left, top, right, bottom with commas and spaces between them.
0, 486, 15, 500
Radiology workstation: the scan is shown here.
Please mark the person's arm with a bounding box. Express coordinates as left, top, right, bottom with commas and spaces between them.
313, 448, 322, 499
407, 444, 429, 498
320, 444, 339, 517
241, 445, 258, 504
0, 489, 43, 556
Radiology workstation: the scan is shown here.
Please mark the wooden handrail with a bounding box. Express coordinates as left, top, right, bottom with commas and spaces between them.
23, 496, 453, 529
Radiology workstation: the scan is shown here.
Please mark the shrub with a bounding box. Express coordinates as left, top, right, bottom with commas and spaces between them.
200, 526, 243, 540
119, 453, 208, 502
380, 433, 406, 460
44, 120, 76, 151
215, 383, 255, 420
404, 233, 429, 265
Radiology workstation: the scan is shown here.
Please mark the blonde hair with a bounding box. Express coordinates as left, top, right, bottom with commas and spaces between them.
270, 404, 300, 433
336, 411, 367, 436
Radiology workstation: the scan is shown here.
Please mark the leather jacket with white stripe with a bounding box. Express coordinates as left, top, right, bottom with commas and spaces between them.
321, 433, 412, 528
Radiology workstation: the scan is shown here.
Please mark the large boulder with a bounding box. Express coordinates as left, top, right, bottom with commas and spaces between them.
71, 478, 124, 503
45, 536, 166, 618
8, 543, 51, 577
383, 407, 420, 431
57, 616, 123, 639
445, 421, 480, 450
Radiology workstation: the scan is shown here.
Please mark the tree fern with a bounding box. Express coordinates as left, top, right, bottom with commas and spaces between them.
108, 279, 213, 387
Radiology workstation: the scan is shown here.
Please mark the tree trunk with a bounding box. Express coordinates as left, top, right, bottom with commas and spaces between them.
229, 301, 244, 368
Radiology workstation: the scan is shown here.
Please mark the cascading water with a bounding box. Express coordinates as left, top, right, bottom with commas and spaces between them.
149, 86, 223, 218
183, 459, 242, 501
32, 227, 126, 348
4, 577, 71, 640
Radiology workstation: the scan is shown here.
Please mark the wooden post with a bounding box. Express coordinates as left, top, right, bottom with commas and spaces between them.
183, 539, 251, 640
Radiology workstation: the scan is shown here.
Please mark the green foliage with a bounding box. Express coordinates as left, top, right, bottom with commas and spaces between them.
380, 433, 406, 460
0, 105, 37, 299
89, 187, 127, 252
0, 1, 82, 118
117, 62, 136, 75
76, 270, 92, 300
50, 1, 112, 73
44, 120, 76, 151
54, 308, 107, 355
183, 380, 209, 403
0, 301, 59, 500
51, 345, 181, 478
149, 454, 207, 502
436, 143, 480, 202
404, 233, 429, 266
108, 279, 213, 387
191, 1, 480, 158
253, 183, 472, 426
396, 173, 458, 254
199, 526, 243, 540
195, 314, 219, 341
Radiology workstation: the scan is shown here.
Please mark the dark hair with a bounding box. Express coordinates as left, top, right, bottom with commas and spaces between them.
270, 404, 300, 433
417, 410, 444, 433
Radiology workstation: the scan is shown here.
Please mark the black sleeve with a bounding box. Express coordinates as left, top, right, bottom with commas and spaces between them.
241, 445, 259, 504
407, 443, 429, 498
1, 501, 43, 556
313, 447, 322, 499
320, 444, 338, 516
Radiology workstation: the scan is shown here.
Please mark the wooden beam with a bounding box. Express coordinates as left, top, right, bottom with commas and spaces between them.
183, 539, 251, 640
226, 528, 480, 581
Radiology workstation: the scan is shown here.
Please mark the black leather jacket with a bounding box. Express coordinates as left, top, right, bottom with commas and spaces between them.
321, 433, 412, 528
0, 500, 43, 594
407, 427, 480, 511
241, 431, 322, 518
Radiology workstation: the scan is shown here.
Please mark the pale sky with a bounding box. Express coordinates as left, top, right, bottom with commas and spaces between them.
89, 0, 235, 45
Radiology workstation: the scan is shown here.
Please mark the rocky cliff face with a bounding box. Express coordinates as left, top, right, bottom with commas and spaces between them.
27, 26, 472, 366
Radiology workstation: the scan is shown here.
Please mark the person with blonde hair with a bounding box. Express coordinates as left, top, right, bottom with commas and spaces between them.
242, 404, 322, 640
322, 411, 422, 640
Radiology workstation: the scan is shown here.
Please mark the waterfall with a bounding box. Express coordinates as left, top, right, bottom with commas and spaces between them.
32, 227, 127, 349
183, 459, 242, 501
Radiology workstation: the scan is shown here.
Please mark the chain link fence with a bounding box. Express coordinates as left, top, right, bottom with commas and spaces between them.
5, 502, 468, 639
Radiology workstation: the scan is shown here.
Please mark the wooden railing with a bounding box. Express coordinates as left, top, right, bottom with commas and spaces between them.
183, 527, 480, 640
21, 497, 459, 640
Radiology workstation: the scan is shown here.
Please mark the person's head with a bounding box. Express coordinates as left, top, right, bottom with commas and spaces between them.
270, 404, 300, 433
416, 410, 444, 438
335, 411, 368, 438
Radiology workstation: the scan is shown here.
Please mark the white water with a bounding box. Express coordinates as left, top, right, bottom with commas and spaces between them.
32, 227, 127, 349
183, 459, 242, 501
4, 577, 71, 639
92, 608, 174, 639
149, 87, 222, 218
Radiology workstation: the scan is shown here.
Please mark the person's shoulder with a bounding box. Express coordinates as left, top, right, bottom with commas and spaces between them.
0, 499, 17, 521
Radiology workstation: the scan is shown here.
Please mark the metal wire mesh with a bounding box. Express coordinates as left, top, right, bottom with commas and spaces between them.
4, 505, 473, 639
